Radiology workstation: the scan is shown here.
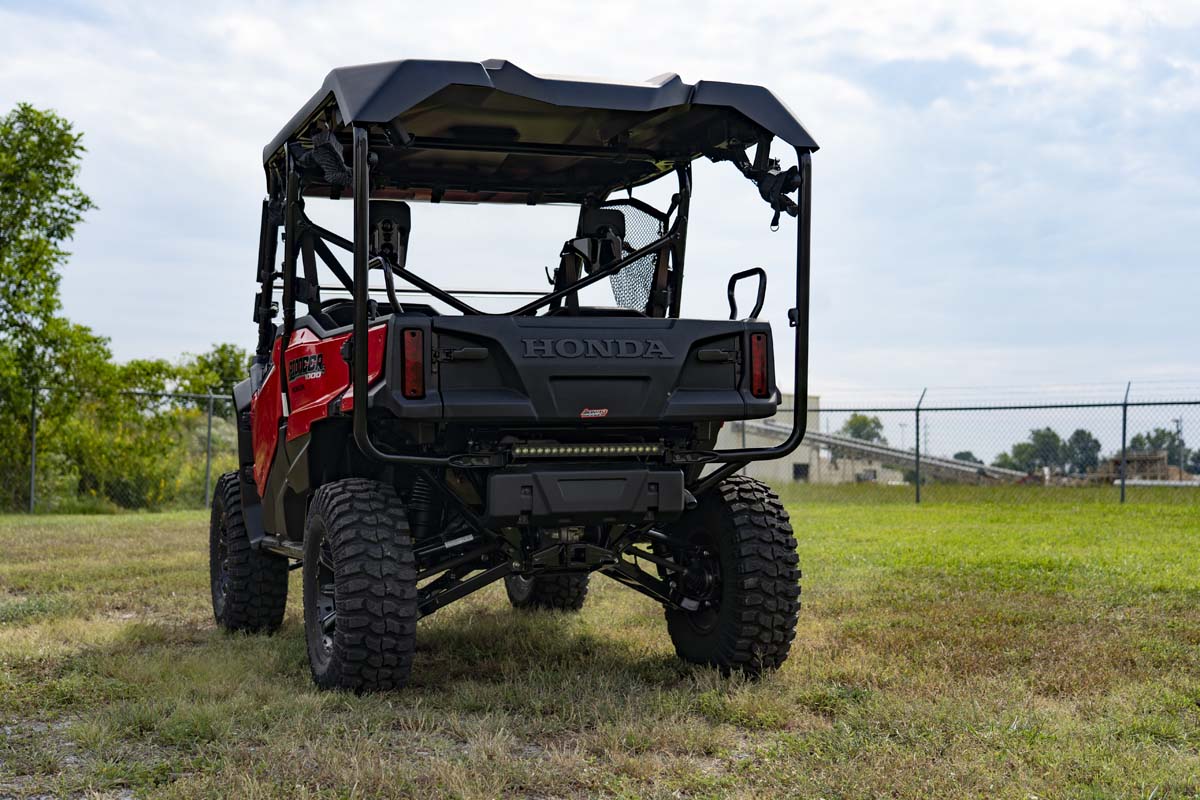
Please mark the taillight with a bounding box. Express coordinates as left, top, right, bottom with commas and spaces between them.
402, 329, 425, 398
749, 333, 769, 398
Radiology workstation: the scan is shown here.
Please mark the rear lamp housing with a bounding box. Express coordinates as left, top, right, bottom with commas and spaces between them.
749, 332, 769, 398
401, 329, 424, 398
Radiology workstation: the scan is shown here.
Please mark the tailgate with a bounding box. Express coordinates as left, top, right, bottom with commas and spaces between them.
430, 316, 775, 424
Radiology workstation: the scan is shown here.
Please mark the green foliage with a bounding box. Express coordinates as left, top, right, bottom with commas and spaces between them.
0, 104, 247, 512
1064, 428, 1102, 473
14, 347, 246, 512
991, 450, 1023, 472
0, 104, 100, 510
0, 315, 116, 510
838, 413, 887, 444
1027, 427, 1065, 471
953, 450, 982, 464
179, 342, 250, 417
0, 103, 95, 334
993, 427, 1060, 473
0, 302, 208, 510
992, 427, 1102, 475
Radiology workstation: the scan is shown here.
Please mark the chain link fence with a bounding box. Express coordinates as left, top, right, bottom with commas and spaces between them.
726, 385, 1200, 505
13, 384, 1200, 512
17, 389, 235, 513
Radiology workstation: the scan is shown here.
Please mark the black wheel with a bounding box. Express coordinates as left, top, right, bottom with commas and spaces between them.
209, 471, 288, 633
302, 479, 417, 692
505, 572, 590, 611
663, 476, 800, 674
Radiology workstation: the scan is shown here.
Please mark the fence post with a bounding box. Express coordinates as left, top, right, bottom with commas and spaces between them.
1119, 381, 1130, 504
914, 387, 927, 504
203, 394, 214, 508
29, 386, 38, 513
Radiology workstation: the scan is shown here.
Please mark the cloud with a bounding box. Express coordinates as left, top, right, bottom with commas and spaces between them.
0, 1, 1196, 398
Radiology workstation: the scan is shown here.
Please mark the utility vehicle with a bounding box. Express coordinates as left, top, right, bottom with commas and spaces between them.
209, 59, 815, 691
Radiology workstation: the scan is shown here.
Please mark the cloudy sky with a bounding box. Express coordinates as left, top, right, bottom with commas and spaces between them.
2, 1, 1197, 404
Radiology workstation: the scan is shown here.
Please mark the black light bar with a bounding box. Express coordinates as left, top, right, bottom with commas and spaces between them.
512, 443, 663, 458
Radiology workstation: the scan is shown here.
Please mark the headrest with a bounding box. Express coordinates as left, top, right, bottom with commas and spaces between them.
579, 207, 625, 238
578, 208, 626, 269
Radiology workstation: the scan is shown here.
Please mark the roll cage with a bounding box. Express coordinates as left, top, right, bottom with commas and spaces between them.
253, 59, 815, 496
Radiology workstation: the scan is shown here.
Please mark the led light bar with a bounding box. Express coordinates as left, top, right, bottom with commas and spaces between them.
512, 443, 662, 458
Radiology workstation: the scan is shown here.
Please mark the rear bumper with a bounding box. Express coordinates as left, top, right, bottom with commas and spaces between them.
486, 467, 686, 526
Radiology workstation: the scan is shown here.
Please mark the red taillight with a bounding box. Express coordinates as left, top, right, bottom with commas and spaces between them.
749, 333, 769, 398
402, 329, 425, 399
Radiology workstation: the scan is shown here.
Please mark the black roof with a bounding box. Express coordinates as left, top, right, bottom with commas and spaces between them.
265, 59, 818, 204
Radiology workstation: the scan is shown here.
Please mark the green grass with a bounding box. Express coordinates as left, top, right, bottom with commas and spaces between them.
1, 501, 1197, 798
778, 481, 1200, 505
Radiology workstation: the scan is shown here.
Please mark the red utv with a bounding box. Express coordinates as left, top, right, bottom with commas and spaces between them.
209, 59, 814, 691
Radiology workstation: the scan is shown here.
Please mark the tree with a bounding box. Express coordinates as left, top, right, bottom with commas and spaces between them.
992, 428, 1066, 473
839, 413, 887, 444
993, 443, 1035, 472
0, 104, 95, 335
1128, 427, 1189, 469
1189, 448, 1200, 476
953, 451, 982, 464
0, 316, 118, 509
1027, 428, 1066, 471
0, 104, 250, 511
1063, 429, 1102, 474
179, 343, 251, 417
0, 104, 97, 509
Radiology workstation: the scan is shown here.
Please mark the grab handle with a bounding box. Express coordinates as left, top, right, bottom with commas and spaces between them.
727, 267, 767, 320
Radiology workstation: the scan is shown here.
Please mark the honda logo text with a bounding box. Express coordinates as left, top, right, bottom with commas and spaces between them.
521, 338, 672, 359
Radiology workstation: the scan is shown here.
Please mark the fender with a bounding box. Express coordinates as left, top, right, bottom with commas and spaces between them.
232, 375, 267, 547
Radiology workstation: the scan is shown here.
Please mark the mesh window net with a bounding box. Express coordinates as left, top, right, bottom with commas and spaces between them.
602, 202, 666, 311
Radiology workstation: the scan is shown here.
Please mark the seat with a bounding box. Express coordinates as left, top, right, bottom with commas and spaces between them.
306, 300, 440, 332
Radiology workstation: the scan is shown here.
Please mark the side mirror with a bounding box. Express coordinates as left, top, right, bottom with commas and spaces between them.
727, 267, 766, 320
369, 200, 411, 269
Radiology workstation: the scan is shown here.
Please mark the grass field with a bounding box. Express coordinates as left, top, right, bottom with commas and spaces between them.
1, 499, 1197, 798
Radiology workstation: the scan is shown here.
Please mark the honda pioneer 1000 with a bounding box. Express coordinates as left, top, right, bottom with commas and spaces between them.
210, 59, 816, 691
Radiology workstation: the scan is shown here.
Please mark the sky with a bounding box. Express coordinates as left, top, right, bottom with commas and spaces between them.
1, 0, 1198, 408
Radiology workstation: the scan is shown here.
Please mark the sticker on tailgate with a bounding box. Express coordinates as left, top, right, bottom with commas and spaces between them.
580, 408, 609, 419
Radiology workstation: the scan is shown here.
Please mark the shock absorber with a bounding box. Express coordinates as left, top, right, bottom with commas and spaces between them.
407, 472, 440, 542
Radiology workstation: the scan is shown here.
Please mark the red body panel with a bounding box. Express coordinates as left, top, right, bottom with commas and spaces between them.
285, 324, 386, 440
250, 324, 387, 498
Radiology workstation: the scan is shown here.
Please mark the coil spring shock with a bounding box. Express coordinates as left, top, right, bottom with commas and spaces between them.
408, 473, 440, 542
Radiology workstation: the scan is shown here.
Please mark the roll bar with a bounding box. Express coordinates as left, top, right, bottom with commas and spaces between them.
338, 127, 811, 485
687, 148, 811, 494
350, 128, 458, 468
